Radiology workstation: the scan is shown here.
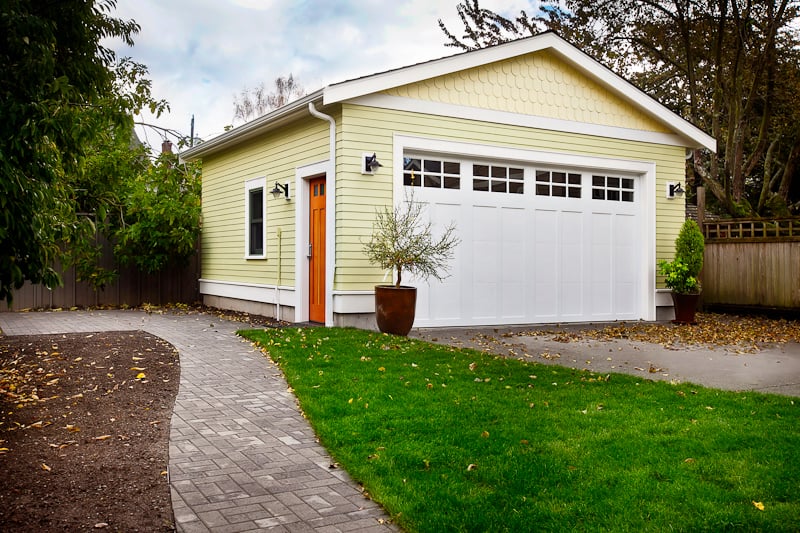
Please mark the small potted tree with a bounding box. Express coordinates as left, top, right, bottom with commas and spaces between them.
658, 219, 705, 324
363, 192, 460, 336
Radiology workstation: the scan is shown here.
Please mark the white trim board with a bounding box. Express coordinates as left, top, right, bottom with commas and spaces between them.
350, 94, 690, 149
200, 279, 296, 307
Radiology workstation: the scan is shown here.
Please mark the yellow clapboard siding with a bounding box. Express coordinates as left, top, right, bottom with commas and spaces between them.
200, 116, 330, 285
332, 103, 689, 289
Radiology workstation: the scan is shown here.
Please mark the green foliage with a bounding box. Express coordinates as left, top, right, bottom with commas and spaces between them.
659, 219, 705, 294
113, 154, 202, 273
362, 191, 460, 287
240, 327, 800, 533
674, 219, 705, 277
0, 0, 170, 303
658, 258, 700, 294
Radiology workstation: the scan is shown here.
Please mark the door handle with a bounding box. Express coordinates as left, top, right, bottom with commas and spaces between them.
308, 243, 312, 258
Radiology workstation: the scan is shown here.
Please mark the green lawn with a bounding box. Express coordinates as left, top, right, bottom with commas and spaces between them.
239, 327, 799, 532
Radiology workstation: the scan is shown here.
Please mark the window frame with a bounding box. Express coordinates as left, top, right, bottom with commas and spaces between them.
472, 163, 525, 194
591, 174, 635, 202
244, 177, 267, 259
403, 155, 462, 190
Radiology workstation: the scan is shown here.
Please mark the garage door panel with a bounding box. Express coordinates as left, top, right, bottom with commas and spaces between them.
409, 158, 643, 327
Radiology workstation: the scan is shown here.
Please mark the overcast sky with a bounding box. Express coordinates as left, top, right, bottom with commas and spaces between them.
109, 0, 536, 149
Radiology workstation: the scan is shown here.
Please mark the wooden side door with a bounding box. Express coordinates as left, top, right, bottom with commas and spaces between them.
308, 177, 326, 323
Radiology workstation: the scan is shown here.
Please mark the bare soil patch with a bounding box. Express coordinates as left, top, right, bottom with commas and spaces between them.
0, 331, 180, 532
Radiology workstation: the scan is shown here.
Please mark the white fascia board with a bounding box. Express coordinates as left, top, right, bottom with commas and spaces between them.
322, 32, 716, 153
180, 90, 325, 161
322, 34, 561, 105
545, 41, 717, 152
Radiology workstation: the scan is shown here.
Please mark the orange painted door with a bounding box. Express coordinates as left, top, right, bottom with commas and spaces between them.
309, 177, 326, 323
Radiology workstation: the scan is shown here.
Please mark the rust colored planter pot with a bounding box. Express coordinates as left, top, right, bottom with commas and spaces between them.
671, 291, 701, 325
375, 285, 417, 336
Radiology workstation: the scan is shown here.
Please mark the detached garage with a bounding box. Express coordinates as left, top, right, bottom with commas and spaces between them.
181, 32, 716, 329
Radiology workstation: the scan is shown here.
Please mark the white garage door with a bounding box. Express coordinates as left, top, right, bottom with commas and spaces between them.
404, 154, 644, 327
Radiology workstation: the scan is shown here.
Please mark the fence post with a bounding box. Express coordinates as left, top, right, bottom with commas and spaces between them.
696, 186, 706, 311
697, 186, 705, 235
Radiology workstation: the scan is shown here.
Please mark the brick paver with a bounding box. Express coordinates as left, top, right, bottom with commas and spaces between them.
0, 310, 397, 532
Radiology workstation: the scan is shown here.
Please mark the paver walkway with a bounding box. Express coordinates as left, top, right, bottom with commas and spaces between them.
0, 310, 397, 533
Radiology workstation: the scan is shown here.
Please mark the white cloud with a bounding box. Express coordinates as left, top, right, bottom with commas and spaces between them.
110, 0, 542, 146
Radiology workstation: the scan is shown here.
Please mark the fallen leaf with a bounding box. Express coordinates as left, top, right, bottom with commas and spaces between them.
94, 435, 112, 441
65, 424, 80, 433
41, 463, 51, 471
752, 501, 765, 511
481, 431, 490, 438
129, 367, 146, 371
467, 463, 478, 471
135, 372, 146, 380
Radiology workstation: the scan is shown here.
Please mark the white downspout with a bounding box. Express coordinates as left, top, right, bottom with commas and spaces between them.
276, 226, 282, 321
308, 102, 336, 327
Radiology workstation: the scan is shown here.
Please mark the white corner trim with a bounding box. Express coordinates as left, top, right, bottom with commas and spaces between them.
199, 279, 296, 306
351, 93, 692, 149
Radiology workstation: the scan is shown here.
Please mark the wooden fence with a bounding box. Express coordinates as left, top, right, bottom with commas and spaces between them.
0, 251, 200, 312
702, 218, 800, 310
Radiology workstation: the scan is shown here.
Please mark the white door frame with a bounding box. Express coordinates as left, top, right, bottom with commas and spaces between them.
294, 160, 329, 323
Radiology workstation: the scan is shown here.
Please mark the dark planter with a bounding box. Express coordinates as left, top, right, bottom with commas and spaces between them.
375, 285, 417, 336
671, 291, 701, 324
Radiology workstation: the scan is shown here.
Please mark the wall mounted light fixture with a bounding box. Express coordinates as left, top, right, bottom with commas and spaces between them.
363, 153, 383, 174
666, 182, 685, 199
271, 182, 290, 200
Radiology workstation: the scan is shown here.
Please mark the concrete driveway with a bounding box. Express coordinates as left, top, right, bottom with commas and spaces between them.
412, 324, 800, 397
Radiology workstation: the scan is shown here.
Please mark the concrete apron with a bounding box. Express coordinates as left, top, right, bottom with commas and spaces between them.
412, 326, 800, 398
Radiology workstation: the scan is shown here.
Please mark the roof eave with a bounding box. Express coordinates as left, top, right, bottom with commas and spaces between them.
323, 32, 716, 153
180, 90, 325, 161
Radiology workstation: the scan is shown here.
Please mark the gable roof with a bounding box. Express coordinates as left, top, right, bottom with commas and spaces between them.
182, 32, 715, 161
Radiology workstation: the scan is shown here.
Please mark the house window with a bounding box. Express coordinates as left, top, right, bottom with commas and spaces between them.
535, 170, 581, 198
245, 177, 266, 258
592, 175, 635, 202
473, 164, 524, 194
404, 157, 461, 189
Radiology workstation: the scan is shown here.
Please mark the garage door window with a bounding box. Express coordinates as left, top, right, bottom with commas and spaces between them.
535, 170, 581, 198
592, 175, 635, 202
404, 157, 461, 189
473, 164, 524, 194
